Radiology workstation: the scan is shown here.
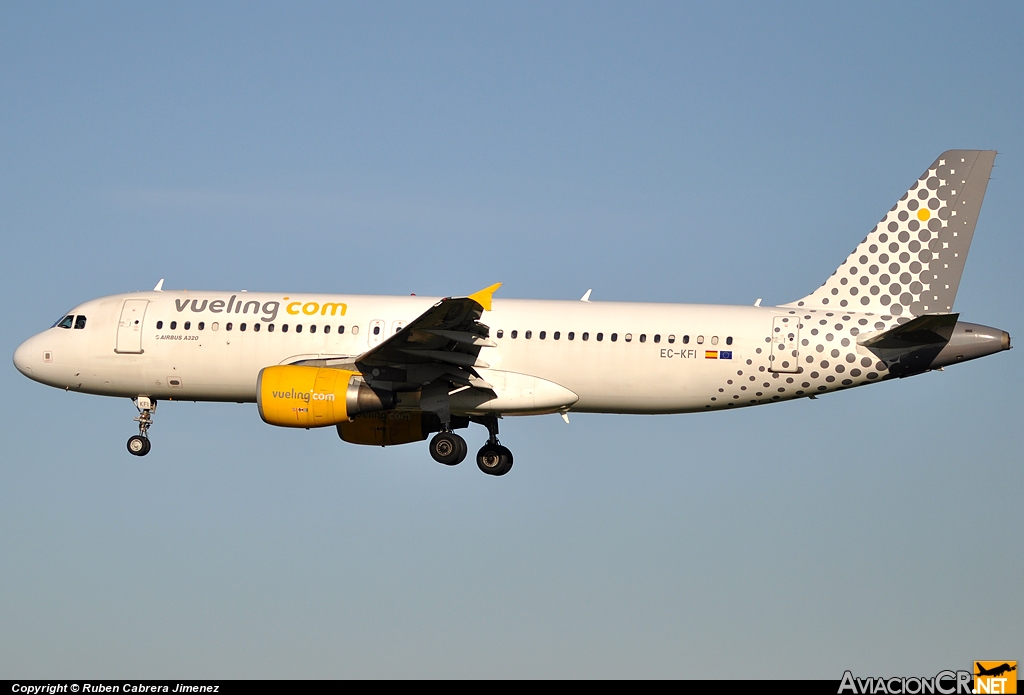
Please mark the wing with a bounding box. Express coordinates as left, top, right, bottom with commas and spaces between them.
350, 283, 502, 393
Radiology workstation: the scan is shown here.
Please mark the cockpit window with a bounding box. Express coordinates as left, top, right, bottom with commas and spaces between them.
74, 316, 87, 329
56, 315, 74, 329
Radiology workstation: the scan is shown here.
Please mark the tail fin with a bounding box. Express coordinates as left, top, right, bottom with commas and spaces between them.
785, 150, 996, 316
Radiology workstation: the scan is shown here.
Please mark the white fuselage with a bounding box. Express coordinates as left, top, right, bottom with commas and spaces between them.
14, 290, 900, 415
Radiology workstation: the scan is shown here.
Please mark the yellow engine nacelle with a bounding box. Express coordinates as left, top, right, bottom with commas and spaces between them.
256, 365, 394, 428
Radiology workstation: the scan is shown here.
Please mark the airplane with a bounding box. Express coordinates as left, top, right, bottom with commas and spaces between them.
12, 150, 1011, 477
975, 663, 1016, 678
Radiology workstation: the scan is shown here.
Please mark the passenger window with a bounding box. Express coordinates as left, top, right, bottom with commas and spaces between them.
525, 330, 532, 339
654, 335, 661, 343
184, 321, 191, 330
553, 331, 560, 340
568, 332, 575, 340
683, 335, 690, 344
711, 336, 719, 345
296, 325, 303, 333
639, 334, 646, 343
56, 315, 74, 329
198, 322, 205, 330
323, 325, 329, 334
511, 330, 518, 339
339, 326, 345, 334
726, 336, 733, 345
373, 325, 380, 335
281, 324, 288, 333
668, 335, 676, 344
74, 316, 87, 329
351, 325, 359, 335
625, 333, 632, 342
267, 324, 274, 332
597, 333, 603, 341
212, 322, 220, 331
226, 323, 233, 331
170, 321, 177, 330
253, 323, 260, 332
240, 323, 247, 331
582, 332, 589, 341
496, 330, 504, 338
697, 335, 704, 344
310, 325, 317, 333
156, 320, 164, 330
539, 331, 546, 340
610, 333, 617, 342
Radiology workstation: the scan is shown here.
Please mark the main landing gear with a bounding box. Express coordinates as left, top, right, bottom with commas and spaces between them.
127, 396, 156, 457
428, 431, 468, 466
428, 416, 513, 476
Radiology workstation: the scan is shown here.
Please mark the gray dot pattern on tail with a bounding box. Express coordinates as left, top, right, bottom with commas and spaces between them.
788, 152, 989, 316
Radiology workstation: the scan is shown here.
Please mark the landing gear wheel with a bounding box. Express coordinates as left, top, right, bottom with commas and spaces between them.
127, 435, 150, 457
477, 444, 513, 476
430, 432, 467, 466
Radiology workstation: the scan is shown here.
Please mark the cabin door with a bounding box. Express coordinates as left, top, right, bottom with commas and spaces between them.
769, 315, 801, 373
115, 299, 149, 354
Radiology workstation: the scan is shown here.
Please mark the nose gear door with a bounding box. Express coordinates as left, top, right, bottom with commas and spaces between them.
769, 315, 800, 373
115, 299, 149, 354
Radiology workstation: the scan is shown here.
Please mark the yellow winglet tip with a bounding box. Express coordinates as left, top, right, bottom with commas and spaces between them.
468, 282, 502, 311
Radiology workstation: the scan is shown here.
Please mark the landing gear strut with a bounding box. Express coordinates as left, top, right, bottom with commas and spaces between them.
474, 416, 513, 476
127, 396, 155, 457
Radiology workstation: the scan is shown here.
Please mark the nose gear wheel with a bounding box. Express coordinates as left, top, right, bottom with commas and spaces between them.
127, 435, 151, 456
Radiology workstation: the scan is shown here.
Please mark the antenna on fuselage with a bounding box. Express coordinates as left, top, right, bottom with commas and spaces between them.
153, 279, 165, 292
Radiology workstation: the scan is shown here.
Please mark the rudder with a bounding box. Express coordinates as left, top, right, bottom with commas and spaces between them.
785, 150, 996, 316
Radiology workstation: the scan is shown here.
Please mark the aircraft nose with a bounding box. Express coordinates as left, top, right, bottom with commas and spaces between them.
13, 336, 36, 377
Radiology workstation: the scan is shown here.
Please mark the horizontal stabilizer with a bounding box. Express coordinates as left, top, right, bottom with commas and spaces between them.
860, 313, 958, 376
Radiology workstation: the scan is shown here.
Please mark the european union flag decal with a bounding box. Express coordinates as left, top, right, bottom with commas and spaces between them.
720, 351, 733, 359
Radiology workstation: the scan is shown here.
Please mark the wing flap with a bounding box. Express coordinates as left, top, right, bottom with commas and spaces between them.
353, 284, 501, 394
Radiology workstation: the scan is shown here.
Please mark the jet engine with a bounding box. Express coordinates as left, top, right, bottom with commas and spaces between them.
257, 365, 394, 428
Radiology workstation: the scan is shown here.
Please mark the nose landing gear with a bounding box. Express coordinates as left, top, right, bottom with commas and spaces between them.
127, 396, 156, 457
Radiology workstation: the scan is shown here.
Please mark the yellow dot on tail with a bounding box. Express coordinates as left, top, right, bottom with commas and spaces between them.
917, 208, 930, 221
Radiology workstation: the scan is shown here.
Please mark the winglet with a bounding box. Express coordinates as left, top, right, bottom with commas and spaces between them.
581, 289, 592, 302
153, 279, 165, 292
468, 282, 502, 311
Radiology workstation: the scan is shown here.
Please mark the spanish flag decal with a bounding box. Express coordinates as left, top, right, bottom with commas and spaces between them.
705, 351, 718, 359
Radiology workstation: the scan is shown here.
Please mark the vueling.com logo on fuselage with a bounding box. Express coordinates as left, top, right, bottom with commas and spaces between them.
173, 295, 347, 323
270, 388, 336, 404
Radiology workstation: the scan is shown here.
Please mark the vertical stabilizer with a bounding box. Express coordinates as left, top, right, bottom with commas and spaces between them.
785, 150, 995, 316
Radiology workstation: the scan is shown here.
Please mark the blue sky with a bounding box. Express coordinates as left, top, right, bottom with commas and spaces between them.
1, 1, 1021, 678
